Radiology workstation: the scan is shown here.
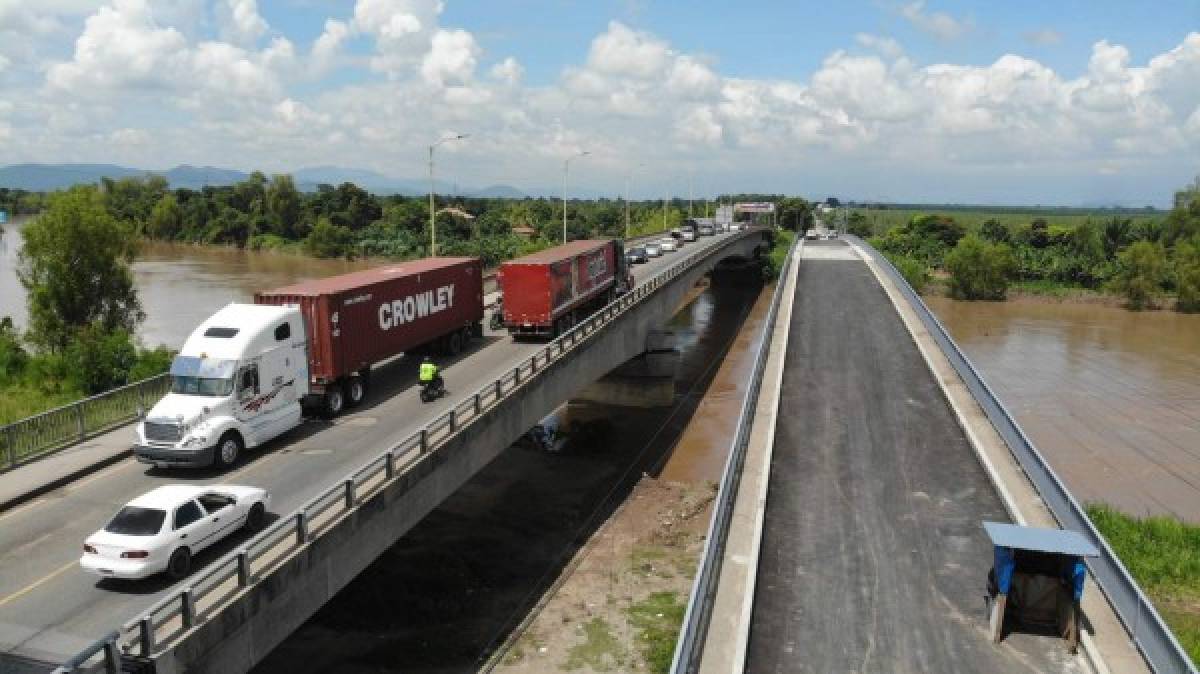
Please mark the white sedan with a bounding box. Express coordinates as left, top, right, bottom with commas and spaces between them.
658, 238, 678, 252
644, 241, 663, 257
81, 484, 270, 580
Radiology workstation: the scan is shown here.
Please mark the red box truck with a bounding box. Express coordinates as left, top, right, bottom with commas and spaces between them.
255, 256, 484, 415
498, 239, 633, 338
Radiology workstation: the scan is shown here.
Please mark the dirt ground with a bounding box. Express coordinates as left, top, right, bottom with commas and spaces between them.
490, 479, 714, 674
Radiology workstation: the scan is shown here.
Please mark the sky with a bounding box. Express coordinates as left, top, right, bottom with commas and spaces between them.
0, 1, 1198, 206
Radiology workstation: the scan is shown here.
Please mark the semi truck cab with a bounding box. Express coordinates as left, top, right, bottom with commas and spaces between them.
133, 304, 309, 469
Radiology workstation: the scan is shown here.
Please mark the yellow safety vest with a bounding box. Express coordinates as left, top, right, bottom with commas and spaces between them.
419, 362, 438, 382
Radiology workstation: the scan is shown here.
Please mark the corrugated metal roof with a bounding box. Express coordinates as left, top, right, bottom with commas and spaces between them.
503, 239, 611, 265
259, 257, 478, 296
983, 521, 1099, 557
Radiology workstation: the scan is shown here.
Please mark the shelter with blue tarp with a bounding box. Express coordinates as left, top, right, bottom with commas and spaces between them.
983, 521, 1099, 653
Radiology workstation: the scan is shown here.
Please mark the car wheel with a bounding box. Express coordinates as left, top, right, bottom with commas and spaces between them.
215, 433, 242, 468
346, 376, 366, 407
244, 503, 266, 532
167, 547, 191, 580
325, 387, 345, 417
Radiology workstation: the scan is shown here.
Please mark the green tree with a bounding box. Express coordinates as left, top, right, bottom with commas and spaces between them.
944, 234, 1015, 300
265, 174, 302, 237
0, 316, 28, 386
1111, 241, 1167, 310
147, 193, 183, 239
1164, 176, 1200, 245
846, 212, 872, 237
18, 186, 143, 352
304, 216, 354, 258
979, 218, 1010, 244
64, 324, 138, 394
1174, 237, 1200, 313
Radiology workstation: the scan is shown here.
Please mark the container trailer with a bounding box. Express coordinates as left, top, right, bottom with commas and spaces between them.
497, 239, 633, 338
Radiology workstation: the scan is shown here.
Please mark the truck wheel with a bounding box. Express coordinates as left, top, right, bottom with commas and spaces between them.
460, 327, 474, 347
325, 387, 346, 417
215, 432, 242, 468
447, 331, 463, 355
346, 376, 366, 407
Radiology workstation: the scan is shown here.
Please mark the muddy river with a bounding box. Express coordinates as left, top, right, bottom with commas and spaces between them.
0, 217, 380, 348
252, 270, 767, 674
925, 296, 1200, 522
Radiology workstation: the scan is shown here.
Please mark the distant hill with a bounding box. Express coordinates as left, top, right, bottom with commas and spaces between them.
469, 184, 527, 199
1, 163, 566, 199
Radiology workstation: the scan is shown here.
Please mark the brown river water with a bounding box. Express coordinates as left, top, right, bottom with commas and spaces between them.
926, 296, 1200, 522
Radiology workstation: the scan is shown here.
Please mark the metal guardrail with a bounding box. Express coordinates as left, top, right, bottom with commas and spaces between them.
58, 230, 762, 673
850, 235, 1196, 674
1, 374, 170, 470
669, 235, 797, 674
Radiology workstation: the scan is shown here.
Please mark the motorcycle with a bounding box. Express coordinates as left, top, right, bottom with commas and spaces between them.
419, 377, 445, 403
489, 301, 504, 331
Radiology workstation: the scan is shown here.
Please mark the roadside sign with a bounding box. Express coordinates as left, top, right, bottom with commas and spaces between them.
0, 211, 7, 224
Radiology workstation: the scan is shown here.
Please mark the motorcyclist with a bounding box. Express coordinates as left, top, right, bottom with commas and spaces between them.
419, 355, 443, 393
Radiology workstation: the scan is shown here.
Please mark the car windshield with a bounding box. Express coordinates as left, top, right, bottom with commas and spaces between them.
170, 355, 236, 397
104, 506, 166, 536
171, 375, 234, 396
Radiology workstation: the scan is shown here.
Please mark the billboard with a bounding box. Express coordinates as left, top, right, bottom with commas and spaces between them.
734, 202, 776, 214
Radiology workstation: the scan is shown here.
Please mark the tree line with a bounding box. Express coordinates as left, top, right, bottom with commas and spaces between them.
857, 177, 1200, 311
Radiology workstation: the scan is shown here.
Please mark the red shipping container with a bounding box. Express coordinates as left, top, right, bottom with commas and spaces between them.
255, 257, 483, 389
498, 240, 620, 337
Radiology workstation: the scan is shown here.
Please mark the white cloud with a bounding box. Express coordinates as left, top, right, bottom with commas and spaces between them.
1025, 28, 1063, 46
855, 33, 904, 60
900, 1, 973, 41
420, 28, 479, 86
352, 0, 444, 77
587, 21, 671, 78
312, 19, 349, 73
46, 0, 189, 92
217, 0, 267, 46
490, 57, 523, 86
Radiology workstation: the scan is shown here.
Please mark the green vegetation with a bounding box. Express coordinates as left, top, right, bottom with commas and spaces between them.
565, 617, 626, 672
1110, 241, 1167, 309
944, 235, 1016, 300
763, 229, 795, 280
886, 253, 931, 294
866, 177, 1200, 311
1087, 503, 1200, 665
2, 185, 171, 426
626, 592, 687, 674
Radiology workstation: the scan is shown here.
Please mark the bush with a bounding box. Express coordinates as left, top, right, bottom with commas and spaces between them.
1175, 238, 1200, 313
304, 216, 354, 258
944, 235, 1015, 300
763, 230, 795, 280
0, 316, 28, 386
883, 253, 929, 293
130, 345, 174, 381
64, 324, 139, 394
846, 212, 873, 237
1111, 241, 1167, 310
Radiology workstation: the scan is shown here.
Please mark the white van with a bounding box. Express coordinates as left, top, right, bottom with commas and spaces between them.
134, 304, 309, 469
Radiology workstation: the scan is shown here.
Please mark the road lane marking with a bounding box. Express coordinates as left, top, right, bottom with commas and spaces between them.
0, 559, 76, 609
0, 456, 138, 524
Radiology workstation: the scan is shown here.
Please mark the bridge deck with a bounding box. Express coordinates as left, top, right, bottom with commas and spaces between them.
745, 241, 1082, 673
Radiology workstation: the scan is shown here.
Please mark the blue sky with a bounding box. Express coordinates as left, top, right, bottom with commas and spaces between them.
1, 1, 1198, 205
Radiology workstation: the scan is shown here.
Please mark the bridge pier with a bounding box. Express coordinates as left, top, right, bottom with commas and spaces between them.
575, 331, 679, 408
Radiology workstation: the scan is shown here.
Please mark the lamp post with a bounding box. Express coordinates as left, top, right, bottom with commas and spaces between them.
562, 151, 590, 244
625, 163, 645, 240
428, 133, 468, 256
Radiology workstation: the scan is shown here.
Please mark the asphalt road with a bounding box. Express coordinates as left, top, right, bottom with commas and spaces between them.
0, 229, 744, 667
745, 241, 1080, 673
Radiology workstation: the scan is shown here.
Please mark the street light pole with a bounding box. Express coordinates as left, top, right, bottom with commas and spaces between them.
562, 150, 590, 244
625, 163, 644, 240
428, 133, 468, 256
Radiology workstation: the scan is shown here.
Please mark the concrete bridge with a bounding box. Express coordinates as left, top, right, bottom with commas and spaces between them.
0, 228, 766, 673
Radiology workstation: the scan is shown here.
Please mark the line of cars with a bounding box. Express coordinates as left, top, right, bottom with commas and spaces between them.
624, 219, 731, 266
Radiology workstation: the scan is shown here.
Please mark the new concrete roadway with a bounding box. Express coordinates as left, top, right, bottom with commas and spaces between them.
0, 229, 745, 668
745, 241, 1080, 673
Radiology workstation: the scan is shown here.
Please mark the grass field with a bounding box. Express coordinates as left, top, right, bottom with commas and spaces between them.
1087, 503, 1200, 666
849, 207, 1162, 238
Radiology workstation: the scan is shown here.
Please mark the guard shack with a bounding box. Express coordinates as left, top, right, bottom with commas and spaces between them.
983, 521, 1100, 653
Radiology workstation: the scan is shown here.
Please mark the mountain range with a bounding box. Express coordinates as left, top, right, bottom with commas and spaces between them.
0, 163, 531, 199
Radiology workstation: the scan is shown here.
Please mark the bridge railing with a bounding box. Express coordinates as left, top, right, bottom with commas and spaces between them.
668, 236, 797, 674
56, 229, 760, 672
1, 374, 170, 470
850, 235, 1196, 674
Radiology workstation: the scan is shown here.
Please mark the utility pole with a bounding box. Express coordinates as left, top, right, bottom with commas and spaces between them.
428, 133, 468, 256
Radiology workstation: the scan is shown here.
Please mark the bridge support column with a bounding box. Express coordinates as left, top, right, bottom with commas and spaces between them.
575, 331, 678, 408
